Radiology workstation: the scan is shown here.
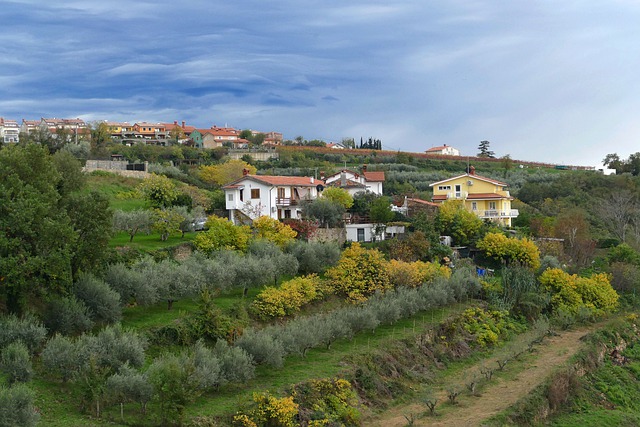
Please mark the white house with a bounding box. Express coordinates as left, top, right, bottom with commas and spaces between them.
223, 171, 324, 224
425, 144, 460, 156
323, 165, 385, 196
0, 118, 19, 143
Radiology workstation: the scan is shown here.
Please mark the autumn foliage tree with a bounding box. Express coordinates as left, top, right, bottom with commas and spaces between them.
198, 159, 256, 186
326, 243, 392, 303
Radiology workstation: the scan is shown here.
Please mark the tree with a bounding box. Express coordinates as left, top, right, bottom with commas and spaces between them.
302, 198, 345, 228
0, 144, 75, 313
326, 243, 392, 303
501, 154, 513, 177
151, 207, 185, 241
477, 140, 495, 158
321, 187, 354, 209
435, 200, 483, 246
1, 341, 33, 384
90, 121, 112, 152
251, 216, 297, 248
198, 159, 256, 186
113, 209, 152, 242
0, 384, 40, 427
137, 173, 179, 208
369, 196, 394, 223
603, 153, 624, 173
595, 191, 638, 242
341, 137, 355, 149
193, 215, 251, 253
66, 191, 113, 279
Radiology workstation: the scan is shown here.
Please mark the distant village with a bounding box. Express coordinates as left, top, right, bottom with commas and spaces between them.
0, 116, 465, 157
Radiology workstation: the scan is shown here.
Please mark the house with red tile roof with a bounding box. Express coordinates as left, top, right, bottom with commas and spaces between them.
0, 118, 20, 143
323, 165, 385, 195
426, 144, 460, 156
429, 166, 518, 226
223, 170, 324, 224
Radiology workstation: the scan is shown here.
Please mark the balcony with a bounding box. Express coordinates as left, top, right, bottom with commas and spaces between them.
446, 191, 468, 199
477, 209, 519, 219
276, 197, 299, 206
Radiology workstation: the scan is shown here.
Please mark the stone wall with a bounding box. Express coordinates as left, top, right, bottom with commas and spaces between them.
311, 227, 346, 245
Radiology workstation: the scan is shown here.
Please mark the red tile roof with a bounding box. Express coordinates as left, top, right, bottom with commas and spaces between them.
363, 171, 385, 182
223, 175, 324, 188
407, 198, 440, 207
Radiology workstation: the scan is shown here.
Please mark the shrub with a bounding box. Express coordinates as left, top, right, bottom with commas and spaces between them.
44, 296, 93, 336
234, 391, 299, 427
540, 268, 619, 315
251, 216, 297, 248
251, 275, 322, 319
0, 383, 39, 427
291, 378, 361, 426
74, 273, 122, 324
147, 353, 203, 426
0, 314, 47, 355
1, 342, 33, 384
326, 243, 392, 303
477, 232, 541, 270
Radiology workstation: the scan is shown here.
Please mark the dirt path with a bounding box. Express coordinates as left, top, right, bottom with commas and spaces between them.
368, 326, 595, 427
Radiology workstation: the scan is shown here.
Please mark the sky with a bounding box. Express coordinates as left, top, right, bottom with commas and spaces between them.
1, 1, 640, 167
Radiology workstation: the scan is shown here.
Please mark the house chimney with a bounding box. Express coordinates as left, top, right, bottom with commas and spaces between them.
311, 177, 314, 184
242, 168, 249, 176
362, 164, 367, 172
182, 121, 186, 128
469, 165, 476, 175
174, 120, 178, 125
320, 171, 325, 180
341, 171, 347, 186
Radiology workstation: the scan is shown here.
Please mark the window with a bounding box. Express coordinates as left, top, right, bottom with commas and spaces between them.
284, 210, 291, 219
251, 189, 260, 199
227, 193, 234, 202
438, 185, 452, 191
489, 201, 496, 210
239, 189, 244, 202
471, 202, 477, 211
357, 228, 365, 242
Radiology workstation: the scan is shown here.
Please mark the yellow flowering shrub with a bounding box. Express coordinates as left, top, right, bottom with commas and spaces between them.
415, 260, 451, 282
326, 243, 392, 303
243, 392, 299, 427
250, 275, 322, 319
539, 268, 619, 315
477, 232, 541, 270
387, 260, 451, 288
291, 378, 361, 426
387, 259, 424, 288
252, 216, 298, 248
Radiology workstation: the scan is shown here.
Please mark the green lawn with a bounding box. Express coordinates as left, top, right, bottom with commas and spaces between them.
109, 231, 197, 250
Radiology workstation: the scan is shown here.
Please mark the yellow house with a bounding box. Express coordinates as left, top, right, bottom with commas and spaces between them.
429, 166, 518, 226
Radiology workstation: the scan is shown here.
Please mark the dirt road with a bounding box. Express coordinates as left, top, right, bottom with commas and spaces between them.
368, 326, 593, 427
